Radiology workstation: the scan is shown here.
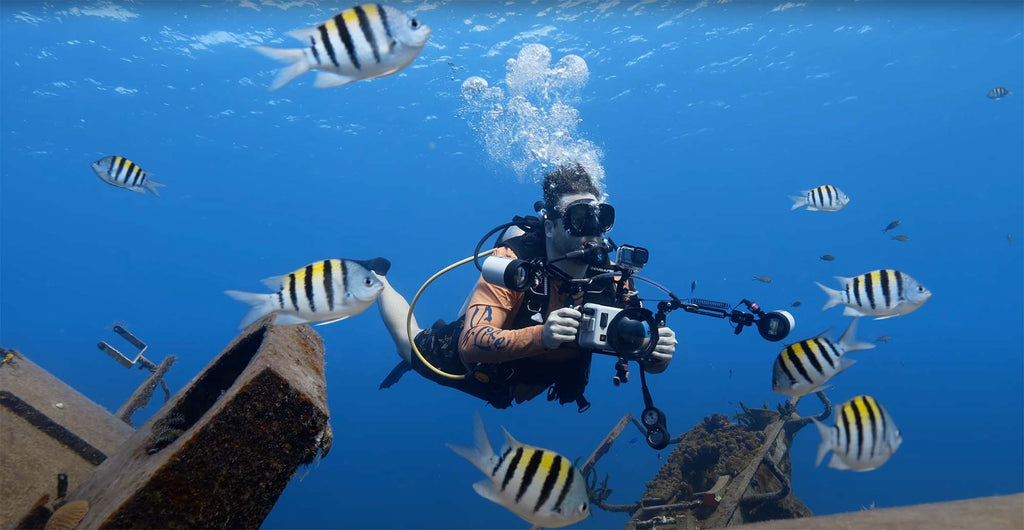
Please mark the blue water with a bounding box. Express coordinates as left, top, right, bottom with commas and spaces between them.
2, 2, 1022, 528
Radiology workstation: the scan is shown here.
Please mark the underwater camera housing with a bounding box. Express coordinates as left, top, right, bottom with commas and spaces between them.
573, 244, 658, 359
569, 242, 658, 360
479, 237, 659, 360
578, 304, 657, 359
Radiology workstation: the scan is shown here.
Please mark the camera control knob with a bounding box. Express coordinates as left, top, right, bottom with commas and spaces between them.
642, 408, 661, 427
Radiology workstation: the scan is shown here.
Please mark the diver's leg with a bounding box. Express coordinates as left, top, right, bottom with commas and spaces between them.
375, 275, 422, 363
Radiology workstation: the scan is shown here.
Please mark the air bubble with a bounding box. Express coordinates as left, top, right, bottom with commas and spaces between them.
459, 44, 604, 194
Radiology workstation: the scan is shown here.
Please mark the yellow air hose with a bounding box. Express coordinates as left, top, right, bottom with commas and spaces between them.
407, 248, 497, 380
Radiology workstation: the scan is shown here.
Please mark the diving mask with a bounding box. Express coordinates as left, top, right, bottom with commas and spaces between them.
551, 199, 615, 237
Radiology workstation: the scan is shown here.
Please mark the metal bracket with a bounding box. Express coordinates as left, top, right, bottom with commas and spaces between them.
98, 325, 157, 371
98, 324, 176, 425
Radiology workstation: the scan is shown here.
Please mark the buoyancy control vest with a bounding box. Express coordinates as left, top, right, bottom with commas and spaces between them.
465, 229, 627, 412
409, 227, 622, 412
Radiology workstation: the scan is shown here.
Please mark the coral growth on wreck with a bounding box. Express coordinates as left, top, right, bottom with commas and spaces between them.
641, 413, 764, 504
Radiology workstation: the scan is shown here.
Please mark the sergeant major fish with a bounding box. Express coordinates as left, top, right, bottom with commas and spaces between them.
772, 318, 875, 398
91, 156, 164, 196
447, 412, 590, 528
987, 87, 1010, 99
225, 257, 390, 329
816, 269, 931, 319
790, 185, 849, 212
812, 395, 902, 471
256, 4, 431, 90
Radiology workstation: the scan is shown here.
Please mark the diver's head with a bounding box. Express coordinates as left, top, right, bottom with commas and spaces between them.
540, 164, 613, 262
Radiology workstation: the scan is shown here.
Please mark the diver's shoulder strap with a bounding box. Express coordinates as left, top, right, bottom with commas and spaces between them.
497, 230, 545, 260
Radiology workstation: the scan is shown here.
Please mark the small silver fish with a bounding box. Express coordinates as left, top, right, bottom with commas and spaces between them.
883, 220, 900, 232
790, 185, 849, 212
875, 335, 891, 343
91, 156, 164, 196
820, 254, 836, 262
691, 280, 697, 293
225, 257, 389, 329
256, 4, 431, 90
812, 395, 902, 471
792, 301, 802, 307
448, 412, 590, 528
891, 235, 910, 242
753, 276, 773, 283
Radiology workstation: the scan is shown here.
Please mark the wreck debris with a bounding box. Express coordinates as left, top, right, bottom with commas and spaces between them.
697, 474, 732, 507
98, 324, 176, 426
580, 392, 833, 528
65, 319, 331, 529
580, 413, 634, 477
43, 500, 89, 530
0, 348, 135, 528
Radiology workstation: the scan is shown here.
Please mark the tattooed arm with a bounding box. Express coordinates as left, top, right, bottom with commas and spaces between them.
458, 250, 546, 364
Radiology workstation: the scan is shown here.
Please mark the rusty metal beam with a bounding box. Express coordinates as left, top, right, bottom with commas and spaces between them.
64, 318, 331, 529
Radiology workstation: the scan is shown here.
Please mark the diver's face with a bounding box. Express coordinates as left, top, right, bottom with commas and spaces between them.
545, 192, 604, 258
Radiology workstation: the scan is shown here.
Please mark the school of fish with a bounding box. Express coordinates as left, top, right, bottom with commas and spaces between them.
74, 3, 1012, 526
778, 178, 939, 474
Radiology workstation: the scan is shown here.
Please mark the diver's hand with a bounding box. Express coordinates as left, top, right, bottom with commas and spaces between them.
542, 307, 582, 349
644, 327, 677, 373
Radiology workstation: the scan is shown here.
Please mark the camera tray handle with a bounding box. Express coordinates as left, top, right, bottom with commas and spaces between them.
637, 366, 670, 450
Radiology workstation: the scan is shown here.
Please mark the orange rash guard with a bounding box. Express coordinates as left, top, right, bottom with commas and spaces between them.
458, 246, 580, 364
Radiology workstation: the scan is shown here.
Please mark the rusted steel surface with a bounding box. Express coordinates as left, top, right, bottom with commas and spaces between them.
742, 493, 1024, 530
0, 348, 134, 528
64, 318, 331, 529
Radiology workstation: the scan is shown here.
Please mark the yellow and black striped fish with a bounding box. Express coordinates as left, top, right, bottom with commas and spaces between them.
225, 257, 389, 330
816, 268, 931, 319
790, 184, 849, 212
447, 412, 590, 528
91, 156, 164, 196
812, 395, 902, 471
255, 4, 431, 90
772, 318, 874, 397
987, 87, 1010, 99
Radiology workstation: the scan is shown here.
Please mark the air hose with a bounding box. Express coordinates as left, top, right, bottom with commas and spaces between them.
407, 248, 497, 380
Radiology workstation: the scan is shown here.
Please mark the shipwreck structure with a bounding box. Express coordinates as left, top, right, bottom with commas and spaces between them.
581, 393, 833, 529
5, 324, 1018, 529
0, 318, 330, 529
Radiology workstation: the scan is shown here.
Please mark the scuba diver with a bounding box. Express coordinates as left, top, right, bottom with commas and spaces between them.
374, 163, 678, 411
